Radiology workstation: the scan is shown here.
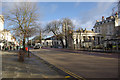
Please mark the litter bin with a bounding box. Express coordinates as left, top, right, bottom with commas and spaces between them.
18, 49, 25, 62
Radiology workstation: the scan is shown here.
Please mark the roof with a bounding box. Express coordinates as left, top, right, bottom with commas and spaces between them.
45, 35, 55, 40
0, 15, 4, 22
94, 15, 116, 28
74, 30, 94, 33
94, 18, 115, 27
44, 34, 63, 40
2, 29, 10, 32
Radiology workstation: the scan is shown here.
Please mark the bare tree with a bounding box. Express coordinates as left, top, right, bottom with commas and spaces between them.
45, 18, 74, 48
45, 20, 65, 48
3, 2, 40, 50
36, 23, 46, 43
118, 0, 120, 17
112, 0, 120, 16
61, 18, 74, 48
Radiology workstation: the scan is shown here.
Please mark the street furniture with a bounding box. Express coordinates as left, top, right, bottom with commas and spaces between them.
18, 49, 25, 62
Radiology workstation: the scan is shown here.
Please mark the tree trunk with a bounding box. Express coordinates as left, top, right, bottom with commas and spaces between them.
65, 36, 68, 48
23, 35, 26, 51
60, 38, 64, 48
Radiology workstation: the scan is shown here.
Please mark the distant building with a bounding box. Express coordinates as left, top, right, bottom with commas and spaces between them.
32, 35, 62, 48
42, 36, 62, 48
42, 37, 53, 47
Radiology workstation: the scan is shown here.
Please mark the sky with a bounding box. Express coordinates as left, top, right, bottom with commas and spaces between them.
1, 1, 118, 38
37, 2, 116, 30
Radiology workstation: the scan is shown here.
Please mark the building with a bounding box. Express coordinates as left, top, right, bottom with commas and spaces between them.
0, 15, 4, 31
41, 36, 62, 48
69, 29, 98, 49
32, 35, 62, 48
0, 15, 5, 49
0, 15, 19, 50
94, 13, 120, 50
42, 37, 53, 47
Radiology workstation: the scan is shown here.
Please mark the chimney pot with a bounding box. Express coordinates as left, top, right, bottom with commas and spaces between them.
102, 16, 105, 21
96, 20, 99, 22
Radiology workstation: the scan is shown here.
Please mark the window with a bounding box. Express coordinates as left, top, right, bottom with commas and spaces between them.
76, 39, 78, 44
99, 30, 100, 33
47, 42, 48, 46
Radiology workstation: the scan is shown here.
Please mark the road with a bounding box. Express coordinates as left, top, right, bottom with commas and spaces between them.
30, 48, 119, 79
2, 51, 70, 78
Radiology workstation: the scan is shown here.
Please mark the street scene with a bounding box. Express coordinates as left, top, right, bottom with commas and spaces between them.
0, 0, 120, 80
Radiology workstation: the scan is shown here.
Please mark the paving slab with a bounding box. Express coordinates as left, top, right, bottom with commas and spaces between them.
2, 51, 67, 78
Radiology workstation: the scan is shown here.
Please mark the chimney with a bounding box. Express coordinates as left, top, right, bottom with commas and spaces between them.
96, 20, 99, 22
102, 16, 105, 21
115, 12, 118, 18
110, 16, 113, 19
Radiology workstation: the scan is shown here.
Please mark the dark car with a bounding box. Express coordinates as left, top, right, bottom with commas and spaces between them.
34, 45, 40, 49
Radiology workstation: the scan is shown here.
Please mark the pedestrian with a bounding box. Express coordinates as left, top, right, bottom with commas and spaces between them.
10, 46, 12, 50
16, 46, 19, 50
2, 46, 4, 51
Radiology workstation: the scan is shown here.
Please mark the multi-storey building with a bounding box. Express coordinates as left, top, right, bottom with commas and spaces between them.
0, 15, 19, 50
94, 16, 115, 45
94, 13, 120, 50
0, 15, 4, 31
118, 1, 120, 18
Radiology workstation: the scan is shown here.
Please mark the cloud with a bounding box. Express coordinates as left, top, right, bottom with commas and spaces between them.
2, 0, 40, 2
2, 0, 119, 2
74, 2, 115, 30
0, 1, 2, 14
70, 2, 116, 30
74, 2, 80, 7
51, 4, 58, 13
80, 2, 114, 23
71, 18, 95, 30
71, 18, 81, 28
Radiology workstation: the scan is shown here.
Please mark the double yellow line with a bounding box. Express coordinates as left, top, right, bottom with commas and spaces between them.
54, 65, 86, 80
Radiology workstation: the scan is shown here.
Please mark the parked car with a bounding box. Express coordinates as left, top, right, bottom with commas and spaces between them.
34, 45, 40, 49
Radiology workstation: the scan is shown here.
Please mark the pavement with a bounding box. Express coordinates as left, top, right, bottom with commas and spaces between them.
2, 50, 74, 79
30, 48, 119, 79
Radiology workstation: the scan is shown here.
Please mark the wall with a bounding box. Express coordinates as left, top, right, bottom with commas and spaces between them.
0, 15, 4, 31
